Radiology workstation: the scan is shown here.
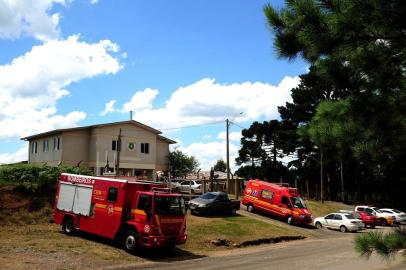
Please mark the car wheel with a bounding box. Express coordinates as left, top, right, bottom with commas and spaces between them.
340, 225, 347, 233
124, 230, 138, 253
62, 217, 75, 235
191, 189, 195, 195
230, 209, 237, 215
380, 219, 387, 227
315, 222, 322, 229
247, 204, 254, 213
370, 224, 376, 229
287, 216, 294, 225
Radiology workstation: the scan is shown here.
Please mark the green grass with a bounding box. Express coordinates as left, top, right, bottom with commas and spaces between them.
307, 200, 353, 217
184, 213, 302, 252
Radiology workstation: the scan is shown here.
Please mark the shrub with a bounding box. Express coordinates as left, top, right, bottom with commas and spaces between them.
0, 164, 93, 198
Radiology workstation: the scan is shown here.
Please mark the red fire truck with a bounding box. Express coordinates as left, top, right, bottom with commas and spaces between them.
53, 173, 187, 252
242, 179, 312, 225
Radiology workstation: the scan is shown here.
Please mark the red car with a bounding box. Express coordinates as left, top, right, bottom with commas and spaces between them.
356, 211, 378, 228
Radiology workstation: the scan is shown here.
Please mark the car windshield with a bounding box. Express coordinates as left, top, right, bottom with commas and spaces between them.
344, 214, 356, 219
154, 195, 185, 215
291, 197, 307, 209
393, 210, 401, 214
200, 193, 217, 200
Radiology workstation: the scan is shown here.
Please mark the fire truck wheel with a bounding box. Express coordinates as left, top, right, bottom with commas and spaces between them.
124, 230, 139, 253
62, 217, 75, 235
287, 215, 294, 225
247, 204, 254, 213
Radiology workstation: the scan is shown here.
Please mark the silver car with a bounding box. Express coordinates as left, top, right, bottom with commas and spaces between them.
177, 180, 202, 194
314, 212, 364, 232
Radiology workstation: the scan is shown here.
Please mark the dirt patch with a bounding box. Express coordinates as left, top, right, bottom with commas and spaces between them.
0, 185, 30, 209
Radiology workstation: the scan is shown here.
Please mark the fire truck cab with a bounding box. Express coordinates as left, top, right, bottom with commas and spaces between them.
53, 173, 187, 252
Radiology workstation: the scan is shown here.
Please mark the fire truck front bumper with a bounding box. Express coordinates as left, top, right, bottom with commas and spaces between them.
140, 234, 187, 248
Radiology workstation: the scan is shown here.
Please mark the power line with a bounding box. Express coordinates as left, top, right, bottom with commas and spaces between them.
159, 120, 224, 131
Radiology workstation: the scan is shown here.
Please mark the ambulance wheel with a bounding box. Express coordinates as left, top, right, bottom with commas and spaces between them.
287, 215, 294, 225
62, 217, 75, 235
247, 204, 254, 213
124, 230, 139, 253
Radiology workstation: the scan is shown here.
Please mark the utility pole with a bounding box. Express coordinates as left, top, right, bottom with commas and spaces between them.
226, 119, 230, 194
115, 128, 122, 177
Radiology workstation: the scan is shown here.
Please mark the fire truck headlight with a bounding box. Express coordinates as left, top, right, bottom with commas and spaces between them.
144, 225, 151, 233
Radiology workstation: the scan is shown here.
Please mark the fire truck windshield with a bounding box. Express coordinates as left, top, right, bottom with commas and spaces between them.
154, 195, 185, 215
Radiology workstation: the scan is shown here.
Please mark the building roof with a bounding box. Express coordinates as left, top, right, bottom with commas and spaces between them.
21, 120, 174, 143
157, 135, 177, 144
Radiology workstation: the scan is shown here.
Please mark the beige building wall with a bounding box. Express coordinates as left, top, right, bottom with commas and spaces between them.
28, 136, 63, 166
61, 130, 90, 166
88, 123, 158, 171
156, 138, 170, 171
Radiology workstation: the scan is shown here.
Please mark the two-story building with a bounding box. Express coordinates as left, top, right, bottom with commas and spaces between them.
21, 120, 176, 180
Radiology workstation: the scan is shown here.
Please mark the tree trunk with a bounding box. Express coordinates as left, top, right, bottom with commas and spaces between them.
340, 159, 345, 202
320, 150, 324, 204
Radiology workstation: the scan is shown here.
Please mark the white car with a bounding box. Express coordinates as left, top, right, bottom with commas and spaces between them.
314, 212, 364, 233
177, 180, 202, 194
380, 208, 406, 224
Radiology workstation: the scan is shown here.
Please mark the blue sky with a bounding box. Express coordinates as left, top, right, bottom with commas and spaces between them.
0, 0, 306, 170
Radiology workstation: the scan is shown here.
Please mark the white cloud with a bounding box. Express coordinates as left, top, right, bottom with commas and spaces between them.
108, 76, 299, 129
122, 88, 159, 113
217, 131, 241, 142
0, 144, 28, 164
0, 0, 68, 41
202, 135, 212, 140
179, 141, 239, 172
101, 99, 117, 116
0, 35, 122, 140
90, 0, 98, 4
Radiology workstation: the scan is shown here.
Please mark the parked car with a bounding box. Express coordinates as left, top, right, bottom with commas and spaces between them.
356, 210, 378, 228
167, 179, 182, 191
314, 212, 364, 232
379, 208, 406, 224
177, 180, 202, 194
189, 192, 240, 215
355, 205, 395, 226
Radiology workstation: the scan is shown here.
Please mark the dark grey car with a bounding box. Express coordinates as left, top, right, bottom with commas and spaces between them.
188, 192, 240, 215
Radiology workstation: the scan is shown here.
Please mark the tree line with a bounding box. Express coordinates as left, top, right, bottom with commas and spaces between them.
236, 0, 406, 207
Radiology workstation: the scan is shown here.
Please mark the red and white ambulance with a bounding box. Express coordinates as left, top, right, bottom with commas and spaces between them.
242, 179, 312, 225
53, 173, 187, 252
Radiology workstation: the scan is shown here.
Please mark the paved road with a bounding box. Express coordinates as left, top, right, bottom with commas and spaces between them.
121, 233, 405, 270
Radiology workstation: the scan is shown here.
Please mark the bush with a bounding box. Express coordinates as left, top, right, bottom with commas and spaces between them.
0, 164, 93, 197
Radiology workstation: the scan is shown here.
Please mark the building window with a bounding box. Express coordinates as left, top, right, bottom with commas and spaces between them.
43, 140, 49, 152
53, 137, 60, 151
31, 142, 38, 154
112, 140, 121, 151
141, 143, 149, 154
